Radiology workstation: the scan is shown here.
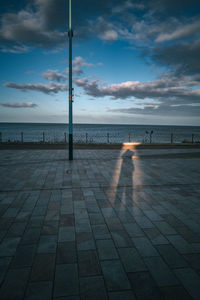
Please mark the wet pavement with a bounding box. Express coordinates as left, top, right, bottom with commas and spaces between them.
0, 147, 200, 299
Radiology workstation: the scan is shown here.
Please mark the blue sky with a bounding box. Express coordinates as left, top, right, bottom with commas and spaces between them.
0, 0, 200, 125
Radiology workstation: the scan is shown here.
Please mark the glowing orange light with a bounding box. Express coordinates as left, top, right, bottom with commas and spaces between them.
122, 142, 141, 149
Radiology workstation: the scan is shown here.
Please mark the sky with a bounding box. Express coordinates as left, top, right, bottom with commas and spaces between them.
0, 0, 200, 126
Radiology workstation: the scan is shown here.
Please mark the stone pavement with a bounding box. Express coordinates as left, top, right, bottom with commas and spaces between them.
0, 147, 200, 300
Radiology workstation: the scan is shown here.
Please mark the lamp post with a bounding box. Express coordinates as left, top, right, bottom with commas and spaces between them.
68, 0, 73, 160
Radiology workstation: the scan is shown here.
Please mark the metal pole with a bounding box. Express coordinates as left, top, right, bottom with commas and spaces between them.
68, 0, 73, 160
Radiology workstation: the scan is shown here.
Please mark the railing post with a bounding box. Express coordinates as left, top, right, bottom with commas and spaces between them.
171, 133, 173, 144
150, 130, 153, 144
86, 133, 88, 143
107, 133, 109, 143
21, 132, 24, 143
64, 132, 67, 143
192, 134, 194, 143
43, 132, 45, 143
0, 132, 2, 143
128, 133, 131, 143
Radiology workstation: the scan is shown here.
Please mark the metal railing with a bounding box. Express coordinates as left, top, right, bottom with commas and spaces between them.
0, 131, 200, 144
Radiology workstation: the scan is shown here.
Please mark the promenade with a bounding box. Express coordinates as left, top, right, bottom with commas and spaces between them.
0, 147, 200, 299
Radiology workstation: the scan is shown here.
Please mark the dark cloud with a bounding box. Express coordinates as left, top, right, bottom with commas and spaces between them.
0, 102, 37, 108
5, 82, 67, 94
108, 104, 200, 117
0, 0, 199, 51
152, 39, 200, 76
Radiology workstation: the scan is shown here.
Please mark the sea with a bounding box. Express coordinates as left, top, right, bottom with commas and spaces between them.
0, 123, 200, 144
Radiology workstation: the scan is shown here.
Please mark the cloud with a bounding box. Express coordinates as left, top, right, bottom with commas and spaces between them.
42, 70, 67, 82
152, 39, 200, 76
5, 82, 67, 94
0, 0, 199, 53
75, 76, 200, 104
0, 102, 37, 108
108, 104, 200, 117
156, 20, 200, 42
0, 6, 67, 51
66, 56, 94, 76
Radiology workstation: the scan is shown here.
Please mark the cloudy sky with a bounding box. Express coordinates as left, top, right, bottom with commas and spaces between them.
0, 0, 200, 125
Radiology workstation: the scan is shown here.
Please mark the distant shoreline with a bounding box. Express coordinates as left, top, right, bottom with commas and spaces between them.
0, 122, 200, 127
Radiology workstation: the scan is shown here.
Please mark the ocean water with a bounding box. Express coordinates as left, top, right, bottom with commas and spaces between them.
0, 123, 200, 143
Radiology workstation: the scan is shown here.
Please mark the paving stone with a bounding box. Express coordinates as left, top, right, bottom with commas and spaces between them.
97, 239, 119, 260
75, 218, 91, 233
143, 228, 169, 245
167, 235, 193, 254
31, 253, 56, 281
184, 253, 200, 271
59, 213, 74, 226
78, 250, 101, 276
54, 297, 80, 300
20, 228, 41, 245
174, 268, 200, 300
11, 244, 37, 268
118, 247, 147, 272
41, 221, 59, 235
0, 217, 14, 230
92, 224, 111, 239
154, 221, 177, 235
143, 210, 163, 221
32, 205, 47, 216
16, 211, 31, 222
132, 237, 159, 257
74, 209, 88, 220
128, 271, 162, 300
58, 226, 75, 242
123, 222, 144, 237
56, 241, 77, 264
37, 235, 57, 253
176, 226, 200, 243
28, 216, 44, 228
144, 256, 179, 286
45, 209, 59, 221
25, 281, 52, 300
0, 237, 20, 256
160, 286, 192, 300
111, 230, 133, 247
108, 291, 136, 300
101, 260, 131, 291
0, 267, 30, 300
6, 222, 26, 237
88, 213, 104, 225
76, 232, 96, 251
80, 276, 107, 300
54, 264, 79, 298
134, 216, 155, 229
101, 208, 117, 218
116, 210, 134, 223
105, 217, 124, 231
0, 257, 12, 285
2, 207, 19, 218
156, 244, 188, 268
